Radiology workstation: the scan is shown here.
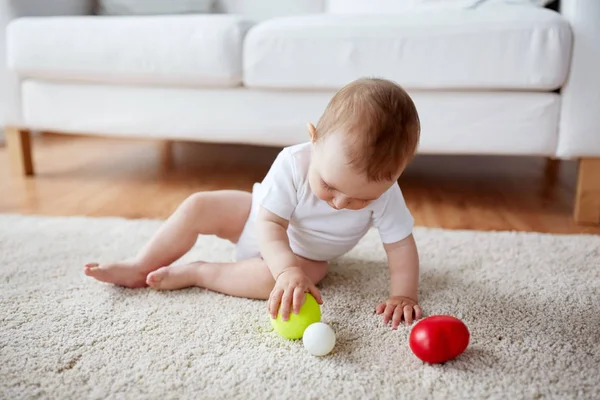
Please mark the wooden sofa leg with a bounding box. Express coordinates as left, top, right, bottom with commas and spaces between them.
6, 127, 34, 176
543, 158, 561, 192
574, 158, 600, 224
544, 158, 560, 181
160, 140, 174, 169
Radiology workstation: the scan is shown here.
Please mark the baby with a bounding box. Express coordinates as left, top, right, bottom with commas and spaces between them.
85, 77, 422, 330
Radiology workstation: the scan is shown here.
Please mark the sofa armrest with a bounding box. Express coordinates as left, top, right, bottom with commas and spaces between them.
0, 0, 94, 134
556, 0, 600, 158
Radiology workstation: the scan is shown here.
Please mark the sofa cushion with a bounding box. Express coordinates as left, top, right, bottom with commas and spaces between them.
97, 0, 214, 15
214, 0, 325, 20
244, 7, 572, 90
8, 15, 252, 87
326, 0, 555, 14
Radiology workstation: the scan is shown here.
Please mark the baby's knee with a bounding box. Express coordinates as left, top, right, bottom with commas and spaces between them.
302, 261, 328, 285
180, 192, 208, 213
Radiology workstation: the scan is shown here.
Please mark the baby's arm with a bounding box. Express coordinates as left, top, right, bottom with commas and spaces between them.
375, 233, 422, 329
257, 207, 322, 320
257, 207, 297, 278
386, 234, 419, 301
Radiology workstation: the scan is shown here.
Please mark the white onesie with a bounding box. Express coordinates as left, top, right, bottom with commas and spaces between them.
235, 142, 414, 262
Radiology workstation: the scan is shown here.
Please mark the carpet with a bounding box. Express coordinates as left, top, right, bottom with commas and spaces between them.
1, 214, 599, 400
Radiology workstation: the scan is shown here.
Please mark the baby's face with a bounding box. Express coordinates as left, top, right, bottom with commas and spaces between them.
308, 131, 398, 211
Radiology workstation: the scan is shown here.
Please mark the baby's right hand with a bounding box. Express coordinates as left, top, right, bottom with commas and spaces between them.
268, 266, 322, 321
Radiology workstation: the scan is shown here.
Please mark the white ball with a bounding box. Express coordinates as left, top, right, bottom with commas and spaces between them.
302, 322, 336, 356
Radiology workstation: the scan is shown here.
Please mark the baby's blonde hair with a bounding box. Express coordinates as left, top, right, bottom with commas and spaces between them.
315, 78, 420, 182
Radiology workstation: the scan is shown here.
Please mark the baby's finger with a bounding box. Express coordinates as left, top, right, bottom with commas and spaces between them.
383, 304, 395, 324
404, 305, 414, 325
269, 288, 284, 319
375, 303, 386, 314
307, 284, 323, 305
292, 287, 306, 314
280, 288, 294, 321
391, 307, 403, 330
414, 305, 423, 320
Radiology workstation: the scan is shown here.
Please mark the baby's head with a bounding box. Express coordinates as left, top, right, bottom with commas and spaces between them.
308, 78, 420, 210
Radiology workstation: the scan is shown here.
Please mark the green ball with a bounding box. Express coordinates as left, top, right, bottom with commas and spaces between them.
271, 293, 321, 339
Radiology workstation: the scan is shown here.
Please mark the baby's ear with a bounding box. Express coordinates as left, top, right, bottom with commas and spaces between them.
307, 123, 317, 143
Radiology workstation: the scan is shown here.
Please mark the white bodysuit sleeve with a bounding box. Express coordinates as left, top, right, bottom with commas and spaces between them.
259, 148, 299, 220
372, 182, 414, 244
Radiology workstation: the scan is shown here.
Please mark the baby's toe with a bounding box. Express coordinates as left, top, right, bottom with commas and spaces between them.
84, 263, 98, 275
146, 267, 168, 288
84, 265, 111, 283
84, 263, 98, 272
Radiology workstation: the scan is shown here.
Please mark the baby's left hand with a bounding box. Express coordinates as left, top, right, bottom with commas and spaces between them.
376, 296, 422, 329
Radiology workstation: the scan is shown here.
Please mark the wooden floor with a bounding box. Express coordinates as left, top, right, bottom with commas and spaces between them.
1, 133, 598, 234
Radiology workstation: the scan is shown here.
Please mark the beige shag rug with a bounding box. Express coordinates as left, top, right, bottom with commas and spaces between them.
1, 214, 599, 399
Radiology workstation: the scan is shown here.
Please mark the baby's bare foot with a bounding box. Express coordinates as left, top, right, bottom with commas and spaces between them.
84, 260, 149, 288
146, 263, 204, 290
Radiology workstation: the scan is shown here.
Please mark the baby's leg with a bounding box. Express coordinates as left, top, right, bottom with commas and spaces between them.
85, 190, 251, 288
147, 256, 328, 299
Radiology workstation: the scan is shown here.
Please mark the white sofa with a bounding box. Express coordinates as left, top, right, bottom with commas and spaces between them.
2, 0, 599, 224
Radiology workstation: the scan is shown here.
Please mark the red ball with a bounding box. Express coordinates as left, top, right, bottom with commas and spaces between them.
409, 315, 470, 364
